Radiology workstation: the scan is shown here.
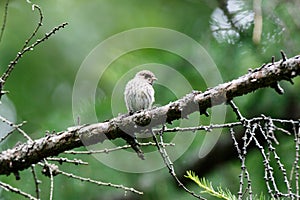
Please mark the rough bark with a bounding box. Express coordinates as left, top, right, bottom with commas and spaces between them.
0, 54, 299, 176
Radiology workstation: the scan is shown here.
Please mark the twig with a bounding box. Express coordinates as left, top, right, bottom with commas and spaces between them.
30, 165, 40, 199
63, 142, 175, 154
41, 162, 55, 200
40, 161, 55, 200
228, 101, 253, 199
21, 4, 43, 51
257, 123, 281, 198
230, 127, 252, 200
150, 126, 205, 199
0, 21, 68, 88
274, 126, 291, 136
57, 169, 143, 195
251, 128, 275, 199
0, 2, 68, 102
264, 119, 291, 197
0, 0, 9, 44
0, 4, 42, 85
242, 124, 253, 199
228, 100, 245, 122
49, 163, 54, 200
162, 122, 242, 133
0, 115, 32, 143
0, 115, 26, 143
47, 157, 88, 165
162, 119, 300, 135
39, 162, 143, 195
291, 123, 300, 197
0, 180, 37, 200
281, 50, 288, 62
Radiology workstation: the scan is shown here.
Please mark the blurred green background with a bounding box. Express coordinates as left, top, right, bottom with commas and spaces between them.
0, 0, 300, 199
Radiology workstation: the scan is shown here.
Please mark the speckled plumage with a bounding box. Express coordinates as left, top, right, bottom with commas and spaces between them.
124, 70, 157, 113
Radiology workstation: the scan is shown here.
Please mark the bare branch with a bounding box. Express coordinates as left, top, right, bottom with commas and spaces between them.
21, 4, 44, 51
59, 169, 143, 195
47, 157, 88, 165
151, 127, 204, 199
0, 21, 68, 88
291, 124, 300, 197
41, 163, 144, 195
0, 115, 27, 143
0, 54, 299, 176
63, 142, 175, 155
0, 180, 37, 200
0, 0, 9, 44
228, 100, 245, 121
30, 165, 40, 199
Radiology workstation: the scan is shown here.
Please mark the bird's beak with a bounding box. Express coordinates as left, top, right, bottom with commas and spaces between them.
150, 77, 157, 85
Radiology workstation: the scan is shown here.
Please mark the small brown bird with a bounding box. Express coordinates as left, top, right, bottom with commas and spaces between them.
124, 70, 157, 113
123, 70, 157, 160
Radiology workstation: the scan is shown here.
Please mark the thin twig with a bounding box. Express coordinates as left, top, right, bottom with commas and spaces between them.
257, 123, 280, 198
38, 159, 58, 200
291, 123, 300, 197
0, 115, 26, 143
228, 100, 245, 121
243, 123, 253, 199
265, 118, 292, 197
63, 142, 175, 155
0, 0, 9, 44
0, 4, 42, 85
49, 164, 54, 200
230, 126, 251, 200
0, 21, 68, 86
21, 4, 43, 51
150, 127, 205, 199
274, 126, 292, 136
162, 122, 242, 133
30, 165, 40, 199
57, 169, 143, 195
16, 126, 32, 142
161, 118, 300, 135
41, 161, 55, 200
0, 180, 37, 200
251, 128, 275, 199
0, 115, 32, 143
228, 102, 253, 199
38, 162, 143, 195
47, 157, 88, 165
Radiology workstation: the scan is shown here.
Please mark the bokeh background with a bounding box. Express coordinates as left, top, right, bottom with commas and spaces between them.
0, 0, 300, 199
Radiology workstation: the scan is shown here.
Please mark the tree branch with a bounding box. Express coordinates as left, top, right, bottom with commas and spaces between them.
0, 53, 299, 176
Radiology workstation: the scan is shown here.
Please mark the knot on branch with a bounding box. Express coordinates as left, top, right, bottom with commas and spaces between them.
280, 50, 287, 63
270, 82, 284, 95
42, 164, 59, 177
133, 112, 152, 126
166, 103, 182, 124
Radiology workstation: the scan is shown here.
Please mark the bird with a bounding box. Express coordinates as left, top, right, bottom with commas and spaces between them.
123, 70, 157, 160
124, 70, 157, 114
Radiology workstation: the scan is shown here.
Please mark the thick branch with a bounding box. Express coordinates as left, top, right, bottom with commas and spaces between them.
0, 54, 299, 176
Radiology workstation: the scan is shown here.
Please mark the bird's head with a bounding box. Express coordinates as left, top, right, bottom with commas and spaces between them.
135, 70, 157, 85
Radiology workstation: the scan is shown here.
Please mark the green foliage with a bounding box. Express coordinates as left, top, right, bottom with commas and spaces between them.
185, 171, 237, 200
185, 171, 270, 200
